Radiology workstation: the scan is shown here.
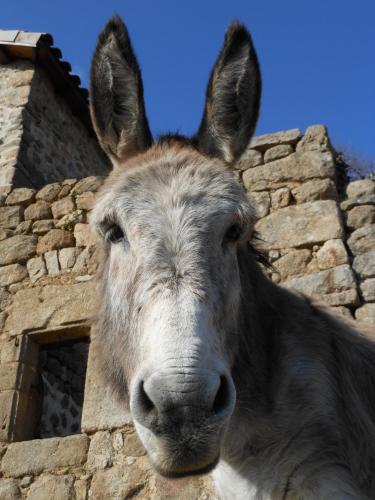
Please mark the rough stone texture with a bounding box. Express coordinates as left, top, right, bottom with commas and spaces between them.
353, 250, 375, 279
59, 247, 80, 269
45, 250, 60, 276
32, 219, 55, 235
26, 256, 47, 283
235, 148, 263, 170
316, 239, 349, 270
0, 206, 23, 229
89, 462, 148, 500
36, 229, 75, 255
51, 196, 75, 219
346, 179, 375, 198
76, 191, 95, 210
55, 209, 85, 230
264, 144, 293, 162
1, 435, 89, 477
346, 205, 375, 230
24, 200, 51, 221
74, 223, 97, 247
0, 263, 27, 286
347, 225, 375, 256
296, 125, 331, 152
27, 475, 75, 500
0, 235, 37, 265
14, 220, 32, 235
87, 431, 114, 470
243, 151, 335, 191
271, 187, 291, 210
360, 279, 375, 302
250, 128, 301, 150
255, 201, 343, 249
5, 188, 35, 206
36, 183, 61, 203
273, 250, 312, 280
355, 304, 375, 325
72, 176, 104, 194
0, 479, 21, 499
341, 194, 375, 211
247, 191, 270, 218
291, 178, 337, 204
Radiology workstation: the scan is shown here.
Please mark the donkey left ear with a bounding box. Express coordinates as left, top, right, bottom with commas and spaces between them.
196, 22, 261, 164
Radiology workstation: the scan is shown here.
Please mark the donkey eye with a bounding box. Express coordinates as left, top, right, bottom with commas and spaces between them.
224, 224, 242, 243
105, 224, 125, 244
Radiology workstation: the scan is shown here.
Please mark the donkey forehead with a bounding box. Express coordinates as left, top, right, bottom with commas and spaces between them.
93, 145, 252, 228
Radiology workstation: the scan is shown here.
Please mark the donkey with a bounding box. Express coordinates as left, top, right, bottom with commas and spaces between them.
89, 16, 375, 499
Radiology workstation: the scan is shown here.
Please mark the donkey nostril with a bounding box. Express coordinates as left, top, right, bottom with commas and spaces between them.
139, 380, 155, 413
213, 376, 230, 416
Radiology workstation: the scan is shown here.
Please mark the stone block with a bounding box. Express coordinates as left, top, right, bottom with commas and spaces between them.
1, 435, 89, 477
74, 223, 97, 247
32, 219, 55, 235
0, 206, 23, 229
255, 201, 343, 250
36, 182, 61, 203
59, 247, 80, 269
89, 462, 147, 499
45, 250, 60, 276
37, 229, 75, 255
347, 225, 375, 255
24, 201, 51, 221
264, 144, 293, 162
271, 187, 291, 209
247, 191, 270, 219
51, 196, 75, 219
355, 304, 375, 325
321, 289, 358, 307
14, 220, 32, 234
243, 151, 335, 191
235, 149, 263, 170
87, 431, 114, 470
0, 263, 27, 286
0, 391, 16, 442
55, 209, 85, 230
296, 125, 331, 152
0, 235, 37, 265
353, 250, 375, 279
27, 475, 75, 500
273, 249, 312, 280
152, 475, 213, 500
346, 205, 375, 230
285, 264, 356, 297
0, 228, 12, 241
5, 188, 35, 206
249, 128, 301, 150
0, 287, 10, 310
0, 363, 20, 391
76, 191, 96, 210
341, 194, 375, 211
346, 179, 375, 198
5, 281, 98, 334
316, 239, 349, 270
122, 431, 146, 457
0, 479, 21, 500
26, 256, 46, 283
72, 245, 97, 274
360, 279, 375, 302
72, 176, 104, 194
291, 179, 337, 204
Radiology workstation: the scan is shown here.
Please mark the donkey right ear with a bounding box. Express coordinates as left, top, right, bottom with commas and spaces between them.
90, 16, 153, 164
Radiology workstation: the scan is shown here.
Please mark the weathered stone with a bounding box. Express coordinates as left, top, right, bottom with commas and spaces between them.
14, 220, 32, 234
316, 239, 349, 270
271, 188, 291, 209
26, 256, 47, 283
353, 250, 375, 279
0, 235, 37, 265
20, 476, 32, 488
346, 179, 375, 199
349, 202, 374, 229
5, 281, 97, 334
285, 264, 356, 297
360, 279, 375, 302
243, 151, 335, 191
255, 201, 343, 250
347, 225, 375, 255
57, 184, 72, 199
5, 188, 35, 206
0, 206, 23, 229
36, 182, 61, 203
59, 247, 80, 269
72, 245, 96, 274
0, 263, 27, 286
37, 229, 75, 255
27, 475, 75, 500
89, 462, 147, 500
264, 144, 293, 162
292, 179, 337, 204
0, 392, 17, 441
0, 228, 12, 241
250, 128, 301, 150
55, 209, 85, 230
76, 191, 96, 210
45, 250, 60, 276
24, 200, 51, 222
321, 289, 358, 307
235, 149, 263, 170
341, 194, 375, 211
273, 249, 312, 280
0, 479, 21, 499
51, 196, 75, 219
73, 176, 104, 194
152, 475, 211, 500
74, 223, 97, 247
1, 435, 89, 477
296, 125, 331, 152
0, 287, 10, 309
355, 304, 375, 325
331, 306, 353, 320
247, 191, 270, 219
74, 478, 88, 500
122, 432, 146, 457
87, 431, 114, 470
32, 219, 55, 235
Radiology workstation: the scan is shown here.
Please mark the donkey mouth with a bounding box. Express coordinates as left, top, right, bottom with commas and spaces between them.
152, 453, 220, 478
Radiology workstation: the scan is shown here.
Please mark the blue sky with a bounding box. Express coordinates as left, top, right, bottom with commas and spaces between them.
2, 0, 374, 159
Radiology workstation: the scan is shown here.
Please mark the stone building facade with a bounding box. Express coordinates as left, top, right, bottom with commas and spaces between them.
0, 29, 374, 500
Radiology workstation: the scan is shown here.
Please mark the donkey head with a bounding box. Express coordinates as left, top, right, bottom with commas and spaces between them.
90, 16, 261, 477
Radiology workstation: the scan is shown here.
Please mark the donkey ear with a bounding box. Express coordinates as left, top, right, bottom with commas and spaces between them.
90, 16, 153, 164
196, 22, 261, 164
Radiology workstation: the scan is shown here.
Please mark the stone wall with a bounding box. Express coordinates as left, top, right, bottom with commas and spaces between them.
0, 126, 374, 498
0, 60, 110, 193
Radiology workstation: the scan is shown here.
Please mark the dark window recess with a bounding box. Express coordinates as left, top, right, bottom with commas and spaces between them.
33, 338, 89, 439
